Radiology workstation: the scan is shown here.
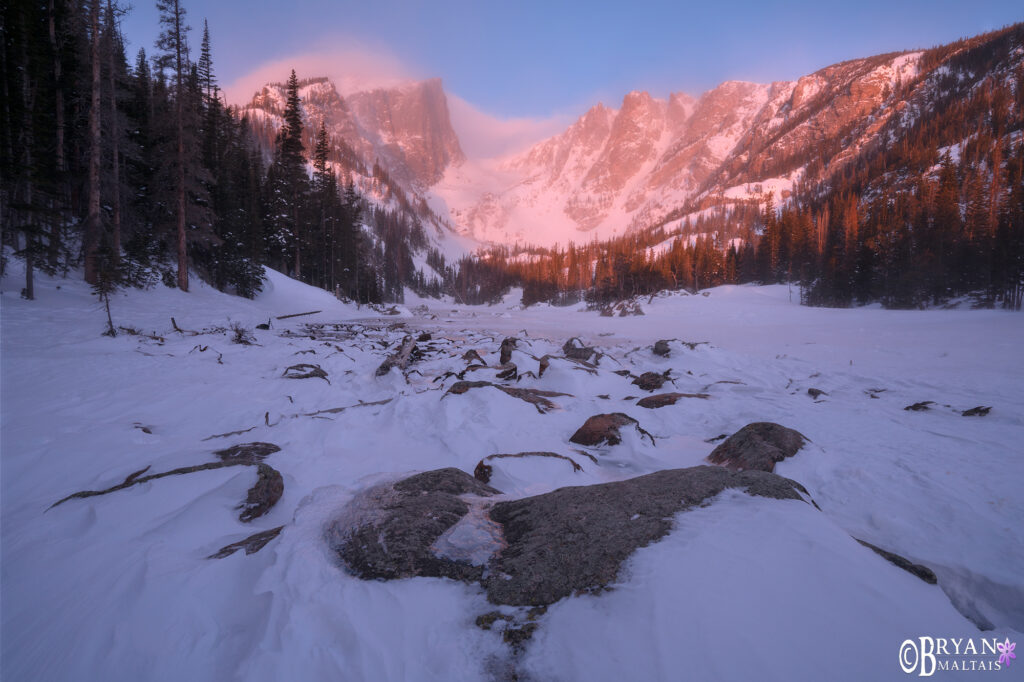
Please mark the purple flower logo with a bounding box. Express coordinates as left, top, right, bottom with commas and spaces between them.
998, 638, 1016, 667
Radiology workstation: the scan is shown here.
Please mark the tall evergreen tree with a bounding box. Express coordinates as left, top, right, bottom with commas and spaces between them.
264, 69, 308, 276
154, 0, 190, 290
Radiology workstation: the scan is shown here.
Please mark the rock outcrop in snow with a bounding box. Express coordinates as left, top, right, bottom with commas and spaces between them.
706, 421, 808, 472
329, 465, 811, 607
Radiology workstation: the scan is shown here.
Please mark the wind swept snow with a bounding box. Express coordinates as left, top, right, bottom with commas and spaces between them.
2, 266, 1022, 681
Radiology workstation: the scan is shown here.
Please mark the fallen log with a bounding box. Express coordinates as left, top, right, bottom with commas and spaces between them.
275, 310, 322, 320
375, 335, 417, 376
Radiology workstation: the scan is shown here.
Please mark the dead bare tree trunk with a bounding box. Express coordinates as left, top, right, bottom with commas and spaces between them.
174, 0, 187, 292
18, 11, 36, 299
106, 0, 120, 268
48, 0, 66, 267
84, 0, 101, 286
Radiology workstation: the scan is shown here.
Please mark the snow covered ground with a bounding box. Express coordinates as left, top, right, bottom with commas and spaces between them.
2, 264, 1022, 681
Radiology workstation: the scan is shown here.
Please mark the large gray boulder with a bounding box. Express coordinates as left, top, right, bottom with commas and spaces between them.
328, 465, 810, 607
483, 466, 807, 605
707, 422, 808, 472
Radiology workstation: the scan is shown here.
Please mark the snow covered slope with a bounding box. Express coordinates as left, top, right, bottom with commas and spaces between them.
2, 267, 1022, 681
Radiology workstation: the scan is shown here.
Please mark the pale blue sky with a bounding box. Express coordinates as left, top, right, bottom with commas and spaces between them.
122, 0, 1023, 119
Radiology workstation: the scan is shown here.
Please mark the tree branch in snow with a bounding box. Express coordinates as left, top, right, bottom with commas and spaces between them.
282, 363, 329, 383
473, 451, 584, 484
51, 459, 284, 523
375, 335, 417, 376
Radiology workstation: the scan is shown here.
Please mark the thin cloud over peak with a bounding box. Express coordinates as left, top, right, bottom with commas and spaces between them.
225, 43, 570, 160
222, 43, 420, 106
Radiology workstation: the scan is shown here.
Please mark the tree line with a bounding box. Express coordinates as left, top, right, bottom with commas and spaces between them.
1, 0, 389, 304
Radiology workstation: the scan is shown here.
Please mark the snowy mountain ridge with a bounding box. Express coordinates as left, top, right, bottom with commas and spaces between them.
239, 25, 1023, 250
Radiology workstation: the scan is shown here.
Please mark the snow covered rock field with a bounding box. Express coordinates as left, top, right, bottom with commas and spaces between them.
2, 265, 1022, 681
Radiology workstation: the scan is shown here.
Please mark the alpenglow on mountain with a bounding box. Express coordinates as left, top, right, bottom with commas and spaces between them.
241, 26, 1024, 249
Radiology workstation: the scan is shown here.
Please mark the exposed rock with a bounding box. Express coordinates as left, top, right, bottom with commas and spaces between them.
855, 539, 938, 584
499, 337, 517, 365
333, 466, 810, 609
328, 468, 500, 582
569, 413, 655, 447
208, 526, 284, 559
462, 349, 486, 365
416, 332, 432, 342
636, 392, 710, 408
483, 466, 808, 606
562, 337, 596, 361
214, 442, 281, 464
238, 463, 284, 522
961, 406, 991, 417
632, 370, 670, 392
653, 339, 671, 357
475, 611, 513, 630
502, 622, 538, 648
707, 422, 808, 472
904, 401, 934, 412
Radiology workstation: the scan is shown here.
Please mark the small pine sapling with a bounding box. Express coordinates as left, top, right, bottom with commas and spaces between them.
92, 240, 121, 337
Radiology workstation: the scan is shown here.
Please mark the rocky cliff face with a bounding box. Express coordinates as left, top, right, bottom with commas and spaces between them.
347, 78, 465, 187
242, 76, 464, 190
439, 48, 933, 246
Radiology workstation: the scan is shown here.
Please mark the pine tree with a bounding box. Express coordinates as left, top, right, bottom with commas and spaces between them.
264, 70, 308, 277
154, 0, 190, 291
197, 19, 215, 102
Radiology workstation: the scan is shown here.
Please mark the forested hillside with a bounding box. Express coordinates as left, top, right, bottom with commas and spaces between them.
459, 25, 1024, 310
1, 0, 445, 304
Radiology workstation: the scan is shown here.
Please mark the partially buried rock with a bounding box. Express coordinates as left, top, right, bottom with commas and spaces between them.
208, 526, 284, 559
330, 466, 811, 608
636, 392, 710, 408
214, 442, 281, 464
855, 539, 937, 584
632, 371, 670, 392
499, 337, 517, 365
328, 468, 501, 582
807, 388, 827, 399
238, 463, 284, 522
653, 339, 671, 357
961, 406, 991, 417
484, 466, 809, 606
569, 413, 654, 446
707, 422, 807, 473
